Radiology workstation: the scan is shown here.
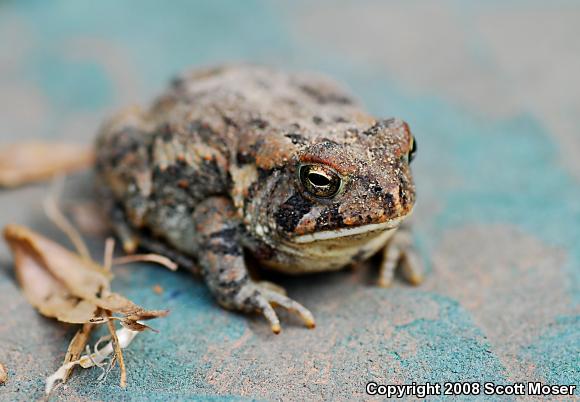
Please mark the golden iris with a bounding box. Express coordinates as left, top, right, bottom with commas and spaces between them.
299, 164, 342, 198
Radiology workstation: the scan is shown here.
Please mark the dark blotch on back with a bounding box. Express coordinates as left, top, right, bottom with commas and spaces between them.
319, 139, 340, 147
187, 119, 229, 154
299, 85, 353, 105
383, 117, 397, 127
189, 120, 220, 144
364, 118, 400, 136
152, 157, 227, 206
363, 122, 384, 136
105, 127, 145, 167
284, 133, 308, 146
249, 118, 269, 129
221, 115, 239, 128
159, 124, 173, 142
274, 194, 313, 233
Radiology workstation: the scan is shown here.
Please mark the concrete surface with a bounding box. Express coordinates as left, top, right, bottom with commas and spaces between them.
0, 1, 578, 400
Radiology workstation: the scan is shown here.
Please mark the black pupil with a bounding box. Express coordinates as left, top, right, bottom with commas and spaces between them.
308, 172, 330, 187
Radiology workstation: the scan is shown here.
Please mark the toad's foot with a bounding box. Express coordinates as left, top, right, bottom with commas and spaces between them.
234, 281, 315, 334
379, 226, 424, 287
196, 196, 315, 333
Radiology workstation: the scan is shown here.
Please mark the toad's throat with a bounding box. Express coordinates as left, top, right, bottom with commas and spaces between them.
292, 215, 406, 244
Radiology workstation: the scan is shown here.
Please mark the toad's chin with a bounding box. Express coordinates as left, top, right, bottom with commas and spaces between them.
291, 215, 406, 244
260, 209, 413, 274
265, 216, 405, 274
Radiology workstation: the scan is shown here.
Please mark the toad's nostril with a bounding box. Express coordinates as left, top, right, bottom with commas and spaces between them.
399, 185, 409, 207
384, 193, 395, 211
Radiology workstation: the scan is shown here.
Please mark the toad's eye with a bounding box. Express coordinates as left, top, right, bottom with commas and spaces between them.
408, 136, 417, 163
299, 164, 343, 198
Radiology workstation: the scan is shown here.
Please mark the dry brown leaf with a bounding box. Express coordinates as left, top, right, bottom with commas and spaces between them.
0, 362, 7, 384
3, 224, 110, 321
54, 300, 100, 324
3, 222, 171, 393
4, 225, 97, 322
94, 293, 168, 320
3, 224, 167, 328
119, 320, 156, 332
0, 142, 94, 188
97, 294, 168, 331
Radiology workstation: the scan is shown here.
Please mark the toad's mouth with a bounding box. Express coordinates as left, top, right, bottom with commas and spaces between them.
291, 215, 406, 244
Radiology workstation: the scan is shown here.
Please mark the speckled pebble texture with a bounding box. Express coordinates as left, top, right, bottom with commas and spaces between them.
0, 1, 578, 400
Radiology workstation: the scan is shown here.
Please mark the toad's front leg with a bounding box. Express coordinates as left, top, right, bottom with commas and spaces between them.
378, 226, 424, 287
195, 197, 315, 334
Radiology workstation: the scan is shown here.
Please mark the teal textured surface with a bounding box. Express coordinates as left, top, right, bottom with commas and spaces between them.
0, 1, 578, 400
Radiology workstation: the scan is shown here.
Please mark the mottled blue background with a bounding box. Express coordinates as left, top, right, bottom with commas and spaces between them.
0, 1, 578, 400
